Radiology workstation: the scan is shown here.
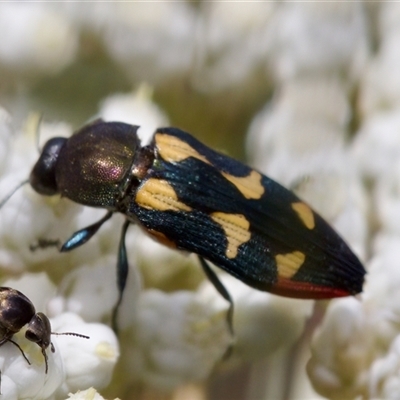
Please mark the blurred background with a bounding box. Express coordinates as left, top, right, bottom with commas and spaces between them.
1, 2, 400, 400
0, 2, 374, 159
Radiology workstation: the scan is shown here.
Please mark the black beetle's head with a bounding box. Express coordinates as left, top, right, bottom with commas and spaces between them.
25, 312, 52, 373
25, 312, 52, 350
25, 311, 89, 374
29, 137, 67, 196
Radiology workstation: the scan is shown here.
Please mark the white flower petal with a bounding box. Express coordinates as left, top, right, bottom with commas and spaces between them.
127, 289, 231, 390
0, 4, 78, 76
67, 387, 118, 400
102, 3, 196, 83
51, 313, 119, 397
198, 274, 314, 363
97, 87, 169, 144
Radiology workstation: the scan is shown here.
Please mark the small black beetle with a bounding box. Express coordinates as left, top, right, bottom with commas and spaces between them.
0, 287, 89, 373
2, 119, 366, 333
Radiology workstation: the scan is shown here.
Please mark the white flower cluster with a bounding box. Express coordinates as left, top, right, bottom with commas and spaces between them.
306, 3, 400, 400
0, 273, 118, 400
0, 2, 399, 400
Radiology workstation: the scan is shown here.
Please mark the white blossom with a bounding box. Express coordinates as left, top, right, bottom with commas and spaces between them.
0, 119, 80, 271
0, 107, 12, 175
192, 2, 274, 92
2, 272, 56, 313
97, 86, 169, 144
67, 387, 120, 400
102, 3, 196, 84
1, 3, 399, 399
48, 253, 141, 332
52, 313, 119, 398
359, 3, 400, 116
369, 335, 400, 400
0, 274, 119, 399
126, 289, 232, 390
265, 3, 369, 83
0, 4, 78, 78
0, 309, 117, 400
352, 110, 400, 181
198, 274, 314, 364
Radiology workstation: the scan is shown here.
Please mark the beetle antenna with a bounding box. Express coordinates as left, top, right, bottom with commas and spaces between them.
46, 332, 89, 373
0, 114, 42, 209
0, 179, 29, 208
51, 332, 90, 340
34, 113, 44, 153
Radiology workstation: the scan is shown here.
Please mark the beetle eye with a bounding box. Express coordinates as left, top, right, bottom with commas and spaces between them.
25, 328, 39, 343
29, 137, 66, 195
25, 312, 51, 348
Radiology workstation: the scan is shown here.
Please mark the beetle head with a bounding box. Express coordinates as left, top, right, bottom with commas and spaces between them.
29, 137, 67, 196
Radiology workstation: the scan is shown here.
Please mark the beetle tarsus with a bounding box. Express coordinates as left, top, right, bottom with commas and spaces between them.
29, 238, 61, 252
60, 211, 113, 252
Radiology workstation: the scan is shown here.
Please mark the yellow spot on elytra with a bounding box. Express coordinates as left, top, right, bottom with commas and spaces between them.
211, 212, 251, 258
275, 251, 306, 278
221, 170, 264, 199
136, 178, 192, 212
155, 133, 210, 165
155, 134, 264, 199
291, 202, 315, 230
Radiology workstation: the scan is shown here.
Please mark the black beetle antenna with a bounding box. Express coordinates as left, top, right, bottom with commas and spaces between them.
0, 179, 30, 209
34, 113, 44, 153
49, 332, 89, 355
0, 114, 43, 209
51, 332, 90, 339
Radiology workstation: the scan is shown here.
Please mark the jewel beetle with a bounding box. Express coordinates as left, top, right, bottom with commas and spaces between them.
0, 287, 89, 373
4, 119, 366, 331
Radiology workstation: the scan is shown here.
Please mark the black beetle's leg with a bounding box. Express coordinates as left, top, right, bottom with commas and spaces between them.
30, 239, 61, 252
34, 112, 44, 153
41, 348, 49, 374
60, 211, 113, 252
198, 256, 234, 336
111, 219, 130, 333
7, 339, 31, 366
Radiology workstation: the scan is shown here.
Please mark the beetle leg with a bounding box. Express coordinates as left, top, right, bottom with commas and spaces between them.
7, 339, 31, 366
60, 211, 113, 252
111, 219, 130, 333
41, 347, 49, 374
198, 256, 234, 336
29, 238, 61, 252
